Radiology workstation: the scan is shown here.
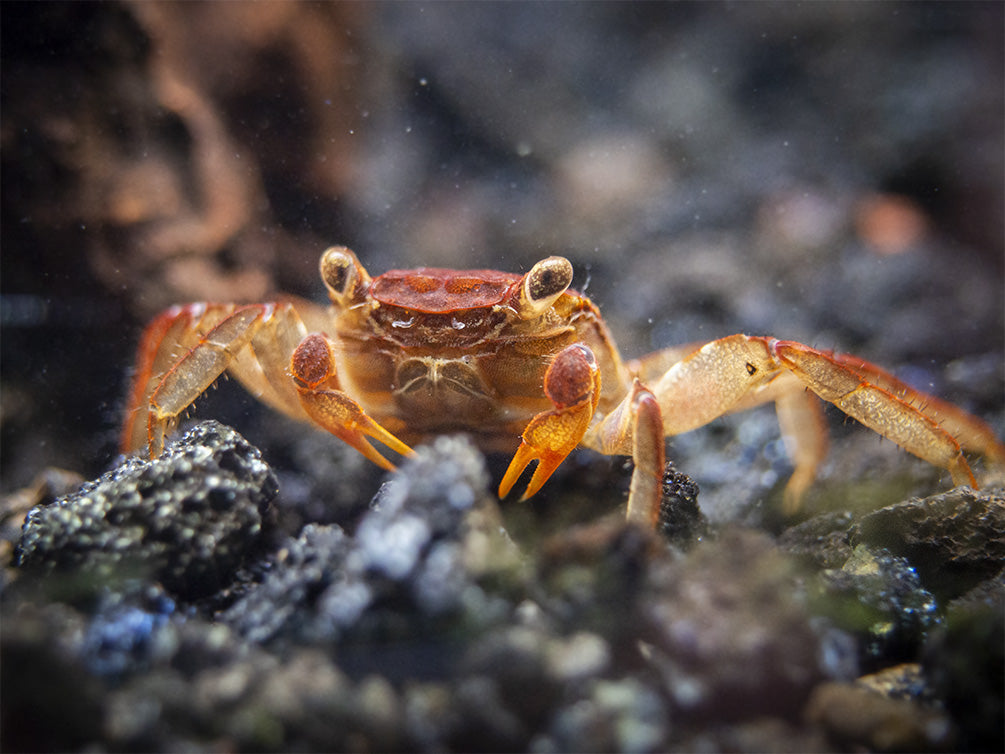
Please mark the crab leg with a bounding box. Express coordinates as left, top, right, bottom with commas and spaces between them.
771, 340, 978, 488
828, 351, 1005, 467
290, 333, 414, 471
122, 302, 313, 456
636, 334, 991, 510
581, 380, 666, 527
772, 384, 830, 511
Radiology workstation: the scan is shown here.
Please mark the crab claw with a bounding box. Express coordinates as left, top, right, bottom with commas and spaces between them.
291, 333, 414, 470
499, 343, 601, 500
301, 388, 413, 471
498, 408, 592, 500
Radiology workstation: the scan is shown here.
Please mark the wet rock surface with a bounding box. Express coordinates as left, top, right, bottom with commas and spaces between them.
14, 422, 277, 600
5, 422, 1004, 751
850, 485, 1005, 601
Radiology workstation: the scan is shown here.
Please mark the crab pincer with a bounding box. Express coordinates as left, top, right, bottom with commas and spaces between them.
499, 343, 601, 501
290, 332, 414, 470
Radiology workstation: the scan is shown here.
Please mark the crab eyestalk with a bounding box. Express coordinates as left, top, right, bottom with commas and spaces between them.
321, 246, 371, 309
515, 256, 574, 319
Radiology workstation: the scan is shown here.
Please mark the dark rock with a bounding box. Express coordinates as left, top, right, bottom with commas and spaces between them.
79, 585, 178, 678
536, 516, 656, 649
672, 718, 832, 754
222, 523, 354, 646
923, 587, 1004, 752
850, 486, 1005, 601
656, 464, 706, 549
459, 626, 566, 733
106, 642, 409, 752
447, 675, 530, 751
946, 565, 1005, 615
0, 602, 105, 753
778, 510, 856, 570
538, 521, 827, 725
15, 422, 278, 600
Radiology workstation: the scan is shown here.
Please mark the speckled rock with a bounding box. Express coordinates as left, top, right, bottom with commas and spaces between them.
107, 633, 408, 752
536, 521, 829, 724
15, 422, 277, 599
5, 416, 1003, 752
223, 436, 523, 661
544, 676, 669, 754
656, 464, 706, 549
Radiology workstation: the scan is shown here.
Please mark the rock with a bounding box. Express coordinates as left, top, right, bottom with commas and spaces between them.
923, 589, 1004, 752
221, 523, 354, 646
538, 521, 827, 724
850, 486, 1005, 601
0, 602, 106, 752
656, 464, 706, 549
946, 565, 1005, 615
854, 662, 930, 702
77, 585, 178, 678
641, 527, 826, 722
223, 436, 522, 664
805, 681, 953, 752
0, 468, 86, 588
814, 544, 940, 670
15, 422, 278, 600
777, 510, 856, 570
544, 677, 668, 754
459, 626, 565, 732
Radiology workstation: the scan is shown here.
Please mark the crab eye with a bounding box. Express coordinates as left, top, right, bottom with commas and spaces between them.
518, 256, 573, 318
320, 246, 370, 306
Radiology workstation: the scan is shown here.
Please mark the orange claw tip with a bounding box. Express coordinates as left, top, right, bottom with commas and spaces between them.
351, 435, 399, 472
520, 453, 565, 500
332, 421, 410, 473
498, 441, 567, 501
350, 417, 414, 472
499, 441, 535, 499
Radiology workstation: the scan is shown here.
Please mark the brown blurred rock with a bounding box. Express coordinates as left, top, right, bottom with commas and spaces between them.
806, 681, 952, 752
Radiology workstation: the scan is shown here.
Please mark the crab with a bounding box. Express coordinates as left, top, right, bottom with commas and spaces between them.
122, 246, 1005, 526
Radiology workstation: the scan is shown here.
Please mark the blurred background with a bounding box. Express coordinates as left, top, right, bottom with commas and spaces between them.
2, 2, 1002, 518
